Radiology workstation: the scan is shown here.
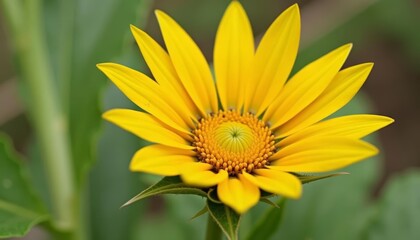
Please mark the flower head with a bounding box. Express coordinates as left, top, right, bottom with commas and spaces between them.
98, 1, 393, 213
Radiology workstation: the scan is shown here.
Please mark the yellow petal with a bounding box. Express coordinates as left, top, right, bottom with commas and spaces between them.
277, 63, 374, 138
270, 137, 378, 172
264, 44, 353, 128
156, 10, 218, 116
103, 109, 193, 150
242, 170, 301, 199
217, 175, 260, 213
214, 1, 254, 111
130, 25, 199, 126
279, 114, 394, 147
181, 162, 228, 187
97, 63, 190, 134
130, 145, 195, 176
244, 4, 300, 115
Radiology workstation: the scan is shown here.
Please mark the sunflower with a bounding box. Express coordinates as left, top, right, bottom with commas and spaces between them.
98, 1, 393, 213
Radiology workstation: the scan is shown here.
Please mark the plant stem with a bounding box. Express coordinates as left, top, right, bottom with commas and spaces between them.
1, 0, 75, 231
205, 214, 222, 240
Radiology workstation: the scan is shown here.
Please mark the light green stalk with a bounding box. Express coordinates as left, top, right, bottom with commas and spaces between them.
1, 0, 75, 231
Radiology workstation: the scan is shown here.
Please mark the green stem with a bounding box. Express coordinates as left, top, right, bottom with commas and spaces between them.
205, 214, 222, 240
1, 0, 75, 232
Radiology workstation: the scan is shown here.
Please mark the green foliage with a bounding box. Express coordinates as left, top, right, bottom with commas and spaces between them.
245, 198, 287, 240
364, 170, 420, 240
89, 94, 145, 240
132, 194, 207, 240
207, 200, 241, 240
0, 135, 48, 237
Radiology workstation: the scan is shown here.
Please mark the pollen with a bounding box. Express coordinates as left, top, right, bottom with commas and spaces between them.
192, 111, 276, 176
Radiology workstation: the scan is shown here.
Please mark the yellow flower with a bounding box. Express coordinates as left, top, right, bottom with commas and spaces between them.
98, 1, 393, 213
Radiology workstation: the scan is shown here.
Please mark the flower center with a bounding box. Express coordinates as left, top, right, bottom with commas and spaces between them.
214, 122, 253, 153
192, 111, 276, 176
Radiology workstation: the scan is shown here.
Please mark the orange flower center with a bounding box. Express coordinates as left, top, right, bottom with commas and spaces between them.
192, 111, 276, 176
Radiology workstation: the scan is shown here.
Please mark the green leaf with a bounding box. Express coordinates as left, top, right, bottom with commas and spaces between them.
68, 0, 152, 185
89, 96, 147, 240
207, 200, 241, 240
131, 194, 206, 240
123, 176, 207, 207
245, 198, 286, 240
364, 170, 420, 240
0, 135, 48, 238
294, 172, 349, 184
83, 1, 153, 238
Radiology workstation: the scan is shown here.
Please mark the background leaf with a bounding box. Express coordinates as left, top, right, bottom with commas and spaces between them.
364, 170, 420, 240
0, 134, 48, 238
245, 198, 286, 240
132, 194, 206, 240
88, 49, 149, 240
67, 0, 152, 185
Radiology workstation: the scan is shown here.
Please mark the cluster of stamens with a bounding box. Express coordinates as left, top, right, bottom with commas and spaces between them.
192, 111, 276, 176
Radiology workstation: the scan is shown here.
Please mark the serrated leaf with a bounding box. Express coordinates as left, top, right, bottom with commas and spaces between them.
245, 198, 286, 240
0, 135, 48, 238
294, 172, 349, 184
207, 200, 241, 240
123, 176, 206, 207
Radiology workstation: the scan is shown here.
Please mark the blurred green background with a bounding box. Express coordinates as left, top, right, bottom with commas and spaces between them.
0, 0, 419, 239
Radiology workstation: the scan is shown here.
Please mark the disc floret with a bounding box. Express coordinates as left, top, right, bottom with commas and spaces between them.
193, 111, 276, 175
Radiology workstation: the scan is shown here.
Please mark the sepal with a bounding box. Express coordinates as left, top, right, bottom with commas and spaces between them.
207, 199, 241, 240
122, 176, 206, 207
294, 172, 349, 184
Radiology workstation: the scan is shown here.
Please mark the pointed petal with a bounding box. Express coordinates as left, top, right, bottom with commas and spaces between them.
214, 1, 254, 111
242, 170, 301, 198
130, 25, 199, 125
277, 63, 374, 138
97, 63, 190, 134
181, 162, 228, 187
270, 137, 378, 172
279, 114, 394, 147
130, 145, 195, 176
103, 109, 193, 150
156, 10, 218, 115
217, 175, 260, 213
245, 4, 300, 114
264, 44, 353, 128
